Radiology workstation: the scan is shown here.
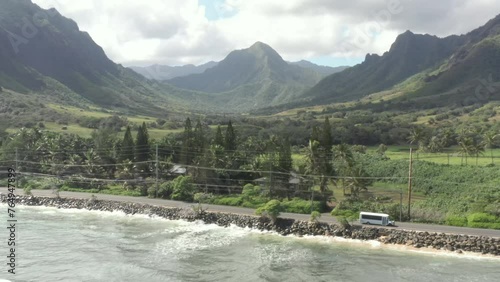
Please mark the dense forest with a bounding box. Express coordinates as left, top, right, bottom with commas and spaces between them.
1, 115, 499, 229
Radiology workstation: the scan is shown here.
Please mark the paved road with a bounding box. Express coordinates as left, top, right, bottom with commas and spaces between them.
2, 188, 499, 238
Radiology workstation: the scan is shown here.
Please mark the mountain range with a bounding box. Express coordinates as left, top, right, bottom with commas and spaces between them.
130, 61, 218, 81
165, 42, 327, 109
0, 0, 180, 116
289, 60, 349, 76
0, 0, 500, 118
130, 60, 345, 81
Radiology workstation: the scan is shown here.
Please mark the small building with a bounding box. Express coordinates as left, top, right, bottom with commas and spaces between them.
169, 165, 187, 175
253, 172, 310, 197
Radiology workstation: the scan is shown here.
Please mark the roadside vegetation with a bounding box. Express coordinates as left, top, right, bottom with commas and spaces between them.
1, 112, 499, 229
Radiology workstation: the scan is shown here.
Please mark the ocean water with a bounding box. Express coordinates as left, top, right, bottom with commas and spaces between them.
1, 205, 499, 282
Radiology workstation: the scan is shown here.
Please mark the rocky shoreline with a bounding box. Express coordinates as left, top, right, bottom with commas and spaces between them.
5, 196, 500, 256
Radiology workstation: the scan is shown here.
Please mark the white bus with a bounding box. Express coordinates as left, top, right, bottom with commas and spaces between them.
359, 212, 395, 226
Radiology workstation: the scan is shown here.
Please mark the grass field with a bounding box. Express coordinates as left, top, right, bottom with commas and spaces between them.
328, 181, 425, 204
2, 103, 184, 139
375, 146, 500, 166
5, 121, 183, 140
47, 104, 156, 124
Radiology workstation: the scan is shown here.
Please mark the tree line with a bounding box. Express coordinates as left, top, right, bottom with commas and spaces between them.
1, 115, 498, 206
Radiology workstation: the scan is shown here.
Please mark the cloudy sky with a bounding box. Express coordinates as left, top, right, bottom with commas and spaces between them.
33, 0, 500, 67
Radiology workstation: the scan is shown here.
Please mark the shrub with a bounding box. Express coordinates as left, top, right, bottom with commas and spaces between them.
467, 213, 498, 223
337, 216, 351, 230
135, 182, 149, 196
23, 186, 32, 196
445, 215, 468, 227
256, 200, 282, 223
468, 212, 497, 222
191, 203, 207, 216
89, 194, 98, 203
310, 211, 321, 222
18, 176, 28, 188
194, 192, 214, 203
485, 203, 500, 217
281, 198, 326, 214
241, 184, 261, 199
467, 213, 500, 229
212, 196, 243, 206
331, 209, 358, 221
147, 186, 156, 198
158, 181, 173, 199
64, 176, 106, 190
52, 188, 60, 198
240, 196, 268, 208
171, 176, 196, 202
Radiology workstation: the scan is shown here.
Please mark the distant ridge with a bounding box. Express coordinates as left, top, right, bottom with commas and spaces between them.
289, 60, 349, 76
129, 61, 218, 80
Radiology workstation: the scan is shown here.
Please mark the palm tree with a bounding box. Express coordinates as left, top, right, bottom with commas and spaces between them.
457, 137, 474, 165
408, 127, 426, 148
471, 142, 485, 165
408, 127, 428, 158
482, 131, 498, 164
333, 144, 354, 196
344, 166, 372, 199
376, 144, 388, 156
83, 149, 104, 177
440, 128, 456, 148
427, 136, 444, 153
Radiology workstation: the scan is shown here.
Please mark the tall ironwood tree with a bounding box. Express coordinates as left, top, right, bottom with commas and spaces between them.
180, 118, 194, 165
224, 120, 237, 152
119, 125, 135, 162
213, 125, 224, 147
135, 122, 150, 174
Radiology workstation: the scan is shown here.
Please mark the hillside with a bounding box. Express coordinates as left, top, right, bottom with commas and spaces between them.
132, 59, 343, 82
165, 42, 325, 109
129, 61, 218, 81
0, 1, 341, 115
2, 0, 500, 120
0, 0, 196, 117
396, 15, 500, 108
256, 14, 500, 115
301, 31, 467, 105
289, 60, 349, 76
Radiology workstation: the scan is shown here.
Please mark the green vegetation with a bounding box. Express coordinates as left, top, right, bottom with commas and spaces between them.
310, 211, 321, 222
4, 114, 499, 229
167, 42, 324, 112
2, 0, 500, 231
256, 200, 282, 223
23, 186, 32, 196
466, 213, 500, 229
171, 176, 196, 202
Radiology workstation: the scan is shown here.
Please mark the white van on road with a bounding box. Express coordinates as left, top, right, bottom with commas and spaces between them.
359, 212, 395, 226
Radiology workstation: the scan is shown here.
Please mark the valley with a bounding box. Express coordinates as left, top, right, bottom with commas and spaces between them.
0, 0, 499, 232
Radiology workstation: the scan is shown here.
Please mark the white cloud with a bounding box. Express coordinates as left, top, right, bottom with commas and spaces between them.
32, 0, 500, 67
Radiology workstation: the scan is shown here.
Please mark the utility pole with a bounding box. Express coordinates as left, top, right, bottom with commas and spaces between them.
269, 160, 273, 198
399, 185, 402, 222
15, 148, 18, 172
155, 144, 159, 198
311, 186, 314, 213
407, 148, 413, 220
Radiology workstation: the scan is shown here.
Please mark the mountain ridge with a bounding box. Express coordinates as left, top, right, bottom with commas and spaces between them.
0, 0, 187, 115
163, 41, 327, 109
1, 0, 500, 117
129, 61, 218, 81
289, 60, 349, 76
300, 31, 468, 106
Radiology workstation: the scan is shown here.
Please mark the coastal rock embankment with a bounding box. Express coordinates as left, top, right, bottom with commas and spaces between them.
7, 196, 500, 256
